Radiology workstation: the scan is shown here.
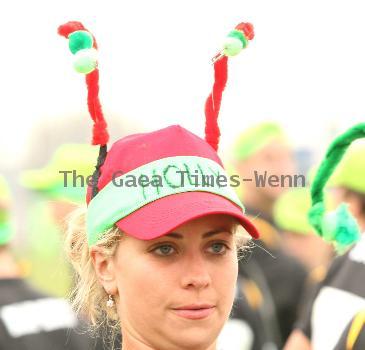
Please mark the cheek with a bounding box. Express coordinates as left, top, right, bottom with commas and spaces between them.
115, 255, 177, 315
212, 254, 238, 302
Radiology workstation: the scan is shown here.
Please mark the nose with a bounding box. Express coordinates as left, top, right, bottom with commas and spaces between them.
180, 252, 212, 290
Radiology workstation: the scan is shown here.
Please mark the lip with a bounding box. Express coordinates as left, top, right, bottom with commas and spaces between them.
171, 304, 216, 320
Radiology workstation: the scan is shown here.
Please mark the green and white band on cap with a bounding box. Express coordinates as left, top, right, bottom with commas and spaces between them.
87, 156, 244, 245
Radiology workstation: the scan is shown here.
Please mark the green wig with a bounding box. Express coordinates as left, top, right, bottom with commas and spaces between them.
308, 123, 365, 251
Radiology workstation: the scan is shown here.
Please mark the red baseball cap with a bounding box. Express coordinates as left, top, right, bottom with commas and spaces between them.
86, 125, 259, 244
58, 21, 259, 245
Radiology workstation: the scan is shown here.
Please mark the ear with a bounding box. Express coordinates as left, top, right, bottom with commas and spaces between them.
90, 246, 118, 295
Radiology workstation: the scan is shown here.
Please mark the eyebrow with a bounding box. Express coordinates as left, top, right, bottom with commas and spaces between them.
166, 229, 233, 239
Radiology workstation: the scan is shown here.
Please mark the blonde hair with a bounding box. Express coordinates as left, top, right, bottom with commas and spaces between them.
64, 206, 252, 340
64, 205, 121, 343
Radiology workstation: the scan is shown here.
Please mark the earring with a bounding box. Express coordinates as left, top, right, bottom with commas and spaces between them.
106, 295, 114, 308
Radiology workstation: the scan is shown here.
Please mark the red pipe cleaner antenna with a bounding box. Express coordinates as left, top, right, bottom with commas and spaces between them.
204, 22, 254, 151
58, 21, 109, 146
204, 56, 228, 151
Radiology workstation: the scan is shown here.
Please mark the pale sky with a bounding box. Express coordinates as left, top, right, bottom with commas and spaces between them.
1, 0, 365, 167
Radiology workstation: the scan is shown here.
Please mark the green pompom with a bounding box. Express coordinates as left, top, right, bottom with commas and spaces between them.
228, 29, 248, 49
322, 203, 361, 246
69, 30, 93, 55
223, 37, 243, 57
73, 48, 98, 74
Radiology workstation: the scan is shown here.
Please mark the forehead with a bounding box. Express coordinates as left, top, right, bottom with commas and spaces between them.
259, 139, 291, 155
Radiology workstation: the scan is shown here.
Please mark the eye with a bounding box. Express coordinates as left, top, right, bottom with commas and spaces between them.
152, 244, 176, 256
208, 242, 229, 255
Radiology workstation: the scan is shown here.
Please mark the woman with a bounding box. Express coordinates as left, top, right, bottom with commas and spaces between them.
59, 21, 259, 350
67, 207, 251, 349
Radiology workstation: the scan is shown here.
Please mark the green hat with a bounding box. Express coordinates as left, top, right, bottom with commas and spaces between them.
232, 122, 287, 161
0, 175, 12, 245
274, 188, 316, 235
20, 144, 98, 203
329, 141, 365, 194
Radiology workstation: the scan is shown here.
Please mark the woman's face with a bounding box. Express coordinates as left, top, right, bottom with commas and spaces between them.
113, 214, 239, 350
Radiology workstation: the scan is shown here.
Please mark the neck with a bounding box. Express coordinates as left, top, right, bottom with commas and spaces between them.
0, 248, 20, 279
121, 332, 217, 350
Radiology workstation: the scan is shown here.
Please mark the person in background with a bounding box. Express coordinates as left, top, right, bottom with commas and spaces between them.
232, 122, 297, 223
15, 111, 131, 296
218, 233, 280, 350
273, 187, 333, 272
285, 141, 365, 350
231, 122, 308, 343
19, 144, 98, 297
0, 174, 98, 350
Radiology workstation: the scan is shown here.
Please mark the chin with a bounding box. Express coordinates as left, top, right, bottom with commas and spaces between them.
266, 188, 285, 201
165, 319, 222, 350
168, 331, 217, 350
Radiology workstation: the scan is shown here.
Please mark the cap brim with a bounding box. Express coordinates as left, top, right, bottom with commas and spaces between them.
116, 191, 259, 240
